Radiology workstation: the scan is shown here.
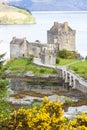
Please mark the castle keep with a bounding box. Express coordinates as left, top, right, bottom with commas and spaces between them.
10, 22, 76, 65
47, 22, 76, 51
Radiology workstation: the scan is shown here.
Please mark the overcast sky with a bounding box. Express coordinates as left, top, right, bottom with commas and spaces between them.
0, 0, 21, 2
0, 0, 53, 3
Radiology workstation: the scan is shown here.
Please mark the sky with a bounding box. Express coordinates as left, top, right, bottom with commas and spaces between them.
1, 0, 87, 11
0, 0, 68, 3
0, 0, 21, 2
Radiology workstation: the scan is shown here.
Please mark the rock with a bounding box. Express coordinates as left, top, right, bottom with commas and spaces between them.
65, 105, 87, 119
4, 70, 12, 75
24, 71, 34, 77
6, 95, 43, 105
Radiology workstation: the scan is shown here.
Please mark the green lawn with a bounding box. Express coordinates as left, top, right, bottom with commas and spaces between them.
6, 58, 87, 79
56, 58, 87, 79
68, 60, 87, 79
6, 58, 56, 75
56, 58, 77, 66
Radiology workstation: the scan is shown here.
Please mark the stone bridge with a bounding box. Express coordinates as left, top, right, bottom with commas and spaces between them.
56, 66, 87, 93
33, 58, 87, 93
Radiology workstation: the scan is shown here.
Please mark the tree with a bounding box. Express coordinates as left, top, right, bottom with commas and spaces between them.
0, 53, 5, 69
85, 56, 87, 61
0, 53, 5, 77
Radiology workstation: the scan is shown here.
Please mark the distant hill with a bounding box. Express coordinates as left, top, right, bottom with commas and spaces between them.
8, 0, 87, 11
0, 2, 35, 24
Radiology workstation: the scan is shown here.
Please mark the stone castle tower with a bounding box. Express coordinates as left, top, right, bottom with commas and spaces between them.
47, 22, 76, 51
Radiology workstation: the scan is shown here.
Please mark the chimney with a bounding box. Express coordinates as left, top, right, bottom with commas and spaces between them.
23, 37, 26, 42
64, 22, 68, 31
12, 36, 16, 41
54, 22, 58, 27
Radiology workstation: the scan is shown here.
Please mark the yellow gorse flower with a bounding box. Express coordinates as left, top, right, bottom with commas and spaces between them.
0, 97, 87, 130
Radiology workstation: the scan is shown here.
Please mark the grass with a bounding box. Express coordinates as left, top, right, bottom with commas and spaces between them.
56, 58, 87, 79
64, 98, 73, 105
6, 58, 57, 75
68, 60, 87, 79
6, 58, 87, 79
56, 58, 77, 66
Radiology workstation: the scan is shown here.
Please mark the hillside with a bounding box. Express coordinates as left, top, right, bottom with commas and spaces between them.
9, 0, 87, 11
0, 3, 35, 24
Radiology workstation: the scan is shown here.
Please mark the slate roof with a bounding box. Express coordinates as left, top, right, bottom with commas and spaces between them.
10, 37, 29, 45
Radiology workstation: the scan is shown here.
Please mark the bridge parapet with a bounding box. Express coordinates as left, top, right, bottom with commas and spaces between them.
56, 66, 87, 93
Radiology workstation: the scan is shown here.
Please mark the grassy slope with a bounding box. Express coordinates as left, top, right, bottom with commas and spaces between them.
68, 60, 87, 79
6, 58, 87, 79
56, 58, 87, 79
0, 3, 35, 24
56, 58, 77, 66
6, 58, 56, 75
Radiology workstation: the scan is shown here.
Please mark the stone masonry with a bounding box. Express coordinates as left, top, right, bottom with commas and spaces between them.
10, 22, 76, 65
47, 22, 76, 51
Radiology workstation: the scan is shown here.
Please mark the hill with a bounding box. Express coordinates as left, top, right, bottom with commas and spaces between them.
8, 0, 87, 11
0, 2, 35, 24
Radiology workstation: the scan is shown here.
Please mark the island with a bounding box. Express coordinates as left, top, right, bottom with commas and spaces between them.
0, 2, 35, 24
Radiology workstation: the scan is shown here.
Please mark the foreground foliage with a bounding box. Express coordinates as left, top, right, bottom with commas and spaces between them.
68, 112, 87, 130
0, 79, 11, 122
0, 97, 87, 130
0, 97, 65, 130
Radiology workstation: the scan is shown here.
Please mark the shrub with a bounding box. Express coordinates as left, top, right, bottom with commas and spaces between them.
64, 98, 73, 105
56, 58, 60, 64
1, 97, 87, 130
39, 68, 45, 74
0, 53, 5, 65
0, 79, 11, 123
0, 97, 65, 130
57, 49, 77, 59
58, 49, 68, 59
73, 67, 78, 72
6, 58, 15, 65
0, 79, 9, 90
27, 54, 34, 64
85, 56, 87, 61
68, 112, 87, 130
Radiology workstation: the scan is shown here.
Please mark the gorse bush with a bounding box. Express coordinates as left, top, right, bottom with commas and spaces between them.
68, 112, 87, 130
0, 97, 65, 130
0, 97, 87, 130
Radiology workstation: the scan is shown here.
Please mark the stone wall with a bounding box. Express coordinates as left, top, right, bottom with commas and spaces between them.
47, 22, 76, 51
75, 79, 87, 93
10, 44, 20, 58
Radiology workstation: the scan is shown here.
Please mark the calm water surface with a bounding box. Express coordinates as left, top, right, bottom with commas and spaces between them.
0, 11, 87, 59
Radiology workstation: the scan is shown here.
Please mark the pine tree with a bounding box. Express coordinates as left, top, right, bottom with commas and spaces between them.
0, 53, 5, 69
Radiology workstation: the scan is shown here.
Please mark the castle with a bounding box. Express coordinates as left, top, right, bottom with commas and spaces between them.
10, 22, 76, 65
